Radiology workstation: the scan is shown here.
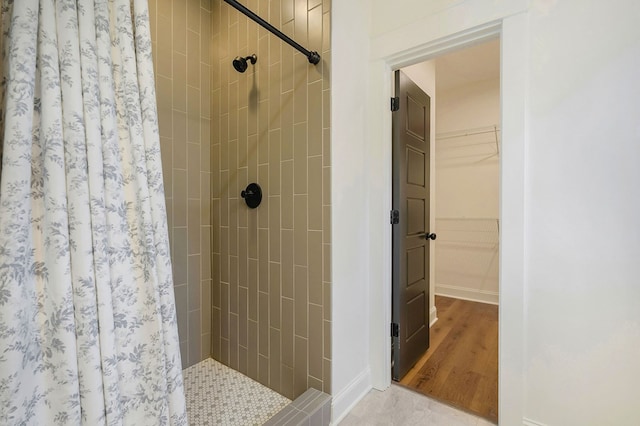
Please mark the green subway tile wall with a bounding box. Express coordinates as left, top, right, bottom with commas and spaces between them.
150, 0, 331, 399
211, 0, 332, 399
150, 0, 213, 369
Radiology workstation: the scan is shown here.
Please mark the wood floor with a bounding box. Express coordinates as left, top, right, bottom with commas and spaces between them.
399, 296, 499, 423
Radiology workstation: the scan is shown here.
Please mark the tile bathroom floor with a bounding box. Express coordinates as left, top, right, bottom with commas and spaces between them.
338, 384, 496, 426
183, 358, 291, 425
183, 359, 492, 425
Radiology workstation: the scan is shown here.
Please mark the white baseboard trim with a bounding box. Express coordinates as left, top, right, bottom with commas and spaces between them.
429, 305, 438, 327
435, 283, 499, 305
523, 418, 547, 426
330, 368, 372, 425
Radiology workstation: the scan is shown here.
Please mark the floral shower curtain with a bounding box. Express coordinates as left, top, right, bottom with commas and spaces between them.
0, 0, 187, 424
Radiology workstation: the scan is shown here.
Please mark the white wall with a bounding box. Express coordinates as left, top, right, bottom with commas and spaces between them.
330, 0, 373, 419
437, 78, 500, 135
331, 0, 640, 425
401, 61, 438, 325
435, 78, 500, 304
525, 1, 640, 424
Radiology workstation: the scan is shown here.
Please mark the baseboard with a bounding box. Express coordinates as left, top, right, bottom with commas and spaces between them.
523, 418, 547, 426
429, 305, 438, 327
330, 368, 372, 425
435, 283, 499, 305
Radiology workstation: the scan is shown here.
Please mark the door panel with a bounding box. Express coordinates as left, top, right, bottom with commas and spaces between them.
392, 70, 432, 381
407, 247, 425, 286
407, 95, 426, 140
406, 293, 426, 338
407, 199, 425, 234
407, 148, 426, 186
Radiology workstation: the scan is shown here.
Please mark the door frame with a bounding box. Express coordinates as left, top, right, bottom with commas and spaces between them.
366, 16, 528, 425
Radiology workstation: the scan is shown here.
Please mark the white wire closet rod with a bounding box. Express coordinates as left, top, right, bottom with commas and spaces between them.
435, 125, 500, 141
436, 217, 500, 237
436, 217, 500, 221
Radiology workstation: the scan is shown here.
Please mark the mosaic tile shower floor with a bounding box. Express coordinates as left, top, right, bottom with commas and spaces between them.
183, 358, 291, 425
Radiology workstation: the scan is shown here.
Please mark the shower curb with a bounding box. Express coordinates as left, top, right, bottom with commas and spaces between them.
263, 388, 331, 426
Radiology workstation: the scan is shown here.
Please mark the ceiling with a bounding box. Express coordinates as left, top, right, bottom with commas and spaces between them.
435, 38, 500, 92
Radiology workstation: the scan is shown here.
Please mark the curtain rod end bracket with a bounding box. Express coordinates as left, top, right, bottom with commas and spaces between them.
308, 51, 321, 65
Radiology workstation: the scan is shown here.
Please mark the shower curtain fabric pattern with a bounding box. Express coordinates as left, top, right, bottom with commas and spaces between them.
0, 0, 187, 424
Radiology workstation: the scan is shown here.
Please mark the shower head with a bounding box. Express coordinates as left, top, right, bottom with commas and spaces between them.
232, 54, 257, 73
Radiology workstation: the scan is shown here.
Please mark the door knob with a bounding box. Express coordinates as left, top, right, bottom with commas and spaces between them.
423, 232, 437, 240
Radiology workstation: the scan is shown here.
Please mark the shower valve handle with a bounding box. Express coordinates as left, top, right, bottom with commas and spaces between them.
241, 183, 262, 209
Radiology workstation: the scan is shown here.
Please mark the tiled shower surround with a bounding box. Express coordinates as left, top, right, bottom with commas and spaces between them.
150, 0, 332, 403
211, 0, 332, 400
149, 0, 214, 368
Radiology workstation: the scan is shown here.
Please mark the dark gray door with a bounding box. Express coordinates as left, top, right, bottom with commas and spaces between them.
392, 70, 432, 381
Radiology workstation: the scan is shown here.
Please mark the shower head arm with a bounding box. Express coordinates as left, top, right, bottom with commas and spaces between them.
223, 0, 321, 65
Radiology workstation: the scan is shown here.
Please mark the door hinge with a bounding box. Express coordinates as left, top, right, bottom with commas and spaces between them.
391, 323, 399, 338
390, 209, 399, 225
391, 97, 400, 112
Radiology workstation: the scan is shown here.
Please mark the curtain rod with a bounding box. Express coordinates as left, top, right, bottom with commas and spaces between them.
223, 0, 321, 65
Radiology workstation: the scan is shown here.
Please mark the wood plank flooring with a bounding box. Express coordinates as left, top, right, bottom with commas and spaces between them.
399, 296, 499, 423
